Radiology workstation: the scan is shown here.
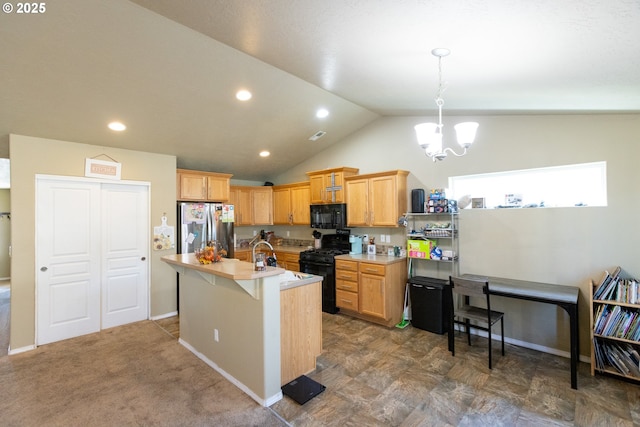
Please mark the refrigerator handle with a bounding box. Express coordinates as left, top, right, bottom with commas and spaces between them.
206, 205, 213, 246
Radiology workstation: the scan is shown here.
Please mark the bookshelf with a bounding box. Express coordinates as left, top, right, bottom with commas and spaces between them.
590, 266, 640, 381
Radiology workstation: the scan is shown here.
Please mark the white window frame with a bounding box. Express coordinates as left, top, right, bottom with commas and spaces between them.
448, 161, 607, 209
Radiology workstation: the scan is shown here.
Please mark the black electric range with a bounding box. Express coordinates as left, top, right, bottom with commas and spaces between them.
298, 232, 350, 314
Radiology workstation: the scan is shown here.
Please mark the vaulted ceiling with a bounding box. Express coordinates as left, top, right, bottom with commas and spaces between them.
1, 0, 638, 180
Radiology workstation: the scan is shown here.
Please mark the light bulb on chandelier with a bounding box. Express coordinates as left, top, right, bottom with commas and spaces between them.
415, 48, 478, 162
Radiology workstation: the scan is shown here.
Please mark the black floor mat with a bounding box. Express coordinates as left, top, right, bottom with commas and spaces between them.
281, 375, 326, 405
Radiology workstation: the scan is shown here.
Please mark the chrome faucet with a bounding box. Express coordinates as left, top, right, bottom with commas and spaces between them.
252, 240, 274, 263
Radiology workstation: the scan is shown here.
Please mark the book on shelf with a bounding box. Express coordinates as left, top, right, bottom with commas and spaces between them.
593, 266, 621, 300
593, 304, 640, 339
594, 340, 640, 377
593, 267, 639, 304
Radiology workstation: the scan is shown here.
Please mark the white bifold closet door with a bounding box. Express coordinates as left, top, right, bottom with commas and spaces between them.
36, 177, 149, 345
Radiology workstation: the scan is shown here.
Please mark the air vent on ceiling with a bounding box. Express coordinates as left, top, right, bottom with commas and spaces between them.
308, 131, 326, 141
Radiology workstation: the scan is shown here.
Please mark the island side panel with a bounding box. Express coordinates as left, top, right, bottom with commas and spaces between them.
280, 280, 323, 385
178, 268, 281, 405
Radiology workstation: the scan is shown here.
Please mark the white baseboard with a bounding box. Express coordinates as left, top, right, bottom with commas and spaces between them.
150, 311, 178, 321
453, 324, 590, 363
8, 344, 36, 355
178, 338, 283, 407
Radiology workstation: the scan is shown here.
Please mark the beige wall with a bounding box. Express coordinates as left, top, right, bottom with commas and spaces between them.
9, 134, 177, 351
272, 113, 640, 358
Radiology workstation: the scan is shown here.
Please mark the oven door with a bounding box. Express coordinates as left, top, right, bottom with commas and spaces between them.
299, 259, 338, 314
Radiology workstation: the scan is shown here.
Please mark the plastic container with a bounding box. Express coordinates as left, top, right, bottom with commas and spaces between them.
408, 276, 450, 334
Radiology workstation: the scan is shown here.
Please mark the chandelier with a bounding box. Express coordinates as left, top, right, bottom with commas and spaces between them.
415, 48, 478, 162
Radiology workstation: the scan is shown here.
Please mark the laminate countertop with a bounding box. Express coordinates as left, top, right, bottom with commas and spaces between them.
234, 245, 312, 255
334, 254, 407, 266
161, 253, 321, 290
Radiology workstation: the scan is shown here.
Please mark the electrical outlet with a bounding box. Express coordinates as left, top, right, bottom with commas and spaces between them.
214, 329, 219, 342
286, 231, 290, 237
253, 230, 257, 236
363, 234, 369, 243
380, 234, 385, 243
385, 234, 391, 243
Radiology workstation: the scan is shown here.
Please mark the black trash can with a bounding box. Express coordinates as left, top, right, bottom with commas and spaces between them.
408, 276, 451, 334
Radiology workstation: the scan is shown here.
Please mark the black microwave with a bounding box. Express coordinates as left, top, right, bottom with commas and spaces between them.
310, 203, 347, 229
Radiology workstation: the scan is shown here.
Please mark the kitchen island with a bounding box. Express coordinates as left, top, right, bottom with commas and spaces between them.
162, 254, 322, 406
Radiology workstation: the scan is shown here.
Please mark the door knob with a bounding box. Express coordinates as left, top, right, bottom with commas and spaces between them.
40, 266, 48, 272
141, 257, 146, 261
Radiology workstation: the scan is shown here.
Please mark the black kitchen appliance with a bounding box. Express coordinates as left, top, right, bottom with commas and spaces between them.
298, 230, 350, 313
310, 203, 347, 229
411, 189, 425, 213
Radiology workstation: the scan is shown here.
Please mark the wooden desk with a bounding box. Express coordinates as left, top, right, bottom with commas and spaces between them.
461, 274, 580, 389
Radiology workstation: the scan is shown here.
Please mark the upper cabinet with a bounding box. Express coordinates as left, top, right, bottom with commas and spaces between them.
176, 169, 232, 202
229, 186, 273, 226
273, 182, 310, 225
306, 167, 359, 204
345, 170, 409, 227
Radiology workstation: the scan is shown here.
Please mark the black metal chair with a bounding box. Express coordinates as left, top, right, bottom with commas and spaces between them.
448, 276, 505, 369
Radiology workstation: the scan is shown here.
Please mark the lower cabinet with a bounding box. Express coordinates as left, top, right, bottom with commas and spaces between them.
234, 249, 251, 262
335, 257, 407, 327
336, 259, 359, 311
275, 251, 300, 270
359, 262, 387, 319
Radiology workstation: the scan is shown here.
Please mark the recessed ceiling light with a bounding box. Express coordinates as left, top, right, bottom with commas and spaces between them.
108, 121, 126, 131
259, 150, 270, 157
316, 108, 329, 119
236, 90, 252, 101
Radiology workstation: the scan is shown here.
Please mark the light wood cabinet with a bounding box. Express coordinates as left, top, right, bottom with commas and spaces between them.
274, 251, 300, 270
234, 249, 251, 262
252, 187, 273, 225
359, 263, 387, 319
176, 169, 232, 202
345, 170, 408, 227
336, 259, 359, 311
273, 182, 310, 225
306, 167, 358, 204
229, 186, 273, 226
334, 257, 407, 327
280, 281, 323, 385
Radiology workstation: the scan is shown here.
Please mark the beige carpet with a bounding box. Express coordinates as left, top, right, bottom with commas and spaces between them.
0, 320, 288, 426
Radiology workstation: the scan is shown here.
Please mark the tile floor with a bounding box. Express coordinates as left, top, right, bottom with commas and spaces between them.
268, 312, 640, 426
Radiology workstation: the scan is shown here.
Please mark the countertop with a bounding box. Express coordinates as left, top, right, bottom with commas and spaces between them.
161, 253, 322, 289
162, 253, 284, 280
334, 253, 407, 265
235, 245, 312, 254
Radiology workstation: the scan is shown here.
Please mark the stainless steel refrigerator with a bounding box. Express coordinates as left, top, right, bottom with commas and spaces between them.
177, 202, 235, 258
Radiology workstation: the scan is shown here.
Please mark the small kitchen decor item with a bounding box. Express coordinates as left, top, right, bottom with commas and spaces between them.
153, 213, 174, 250
85, 154, 121, 180
195, 243, 223, 264
367, 236, 376, 255
254, 252, 266, 271
505, 193, 523, 207
471, 197, 486, 209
